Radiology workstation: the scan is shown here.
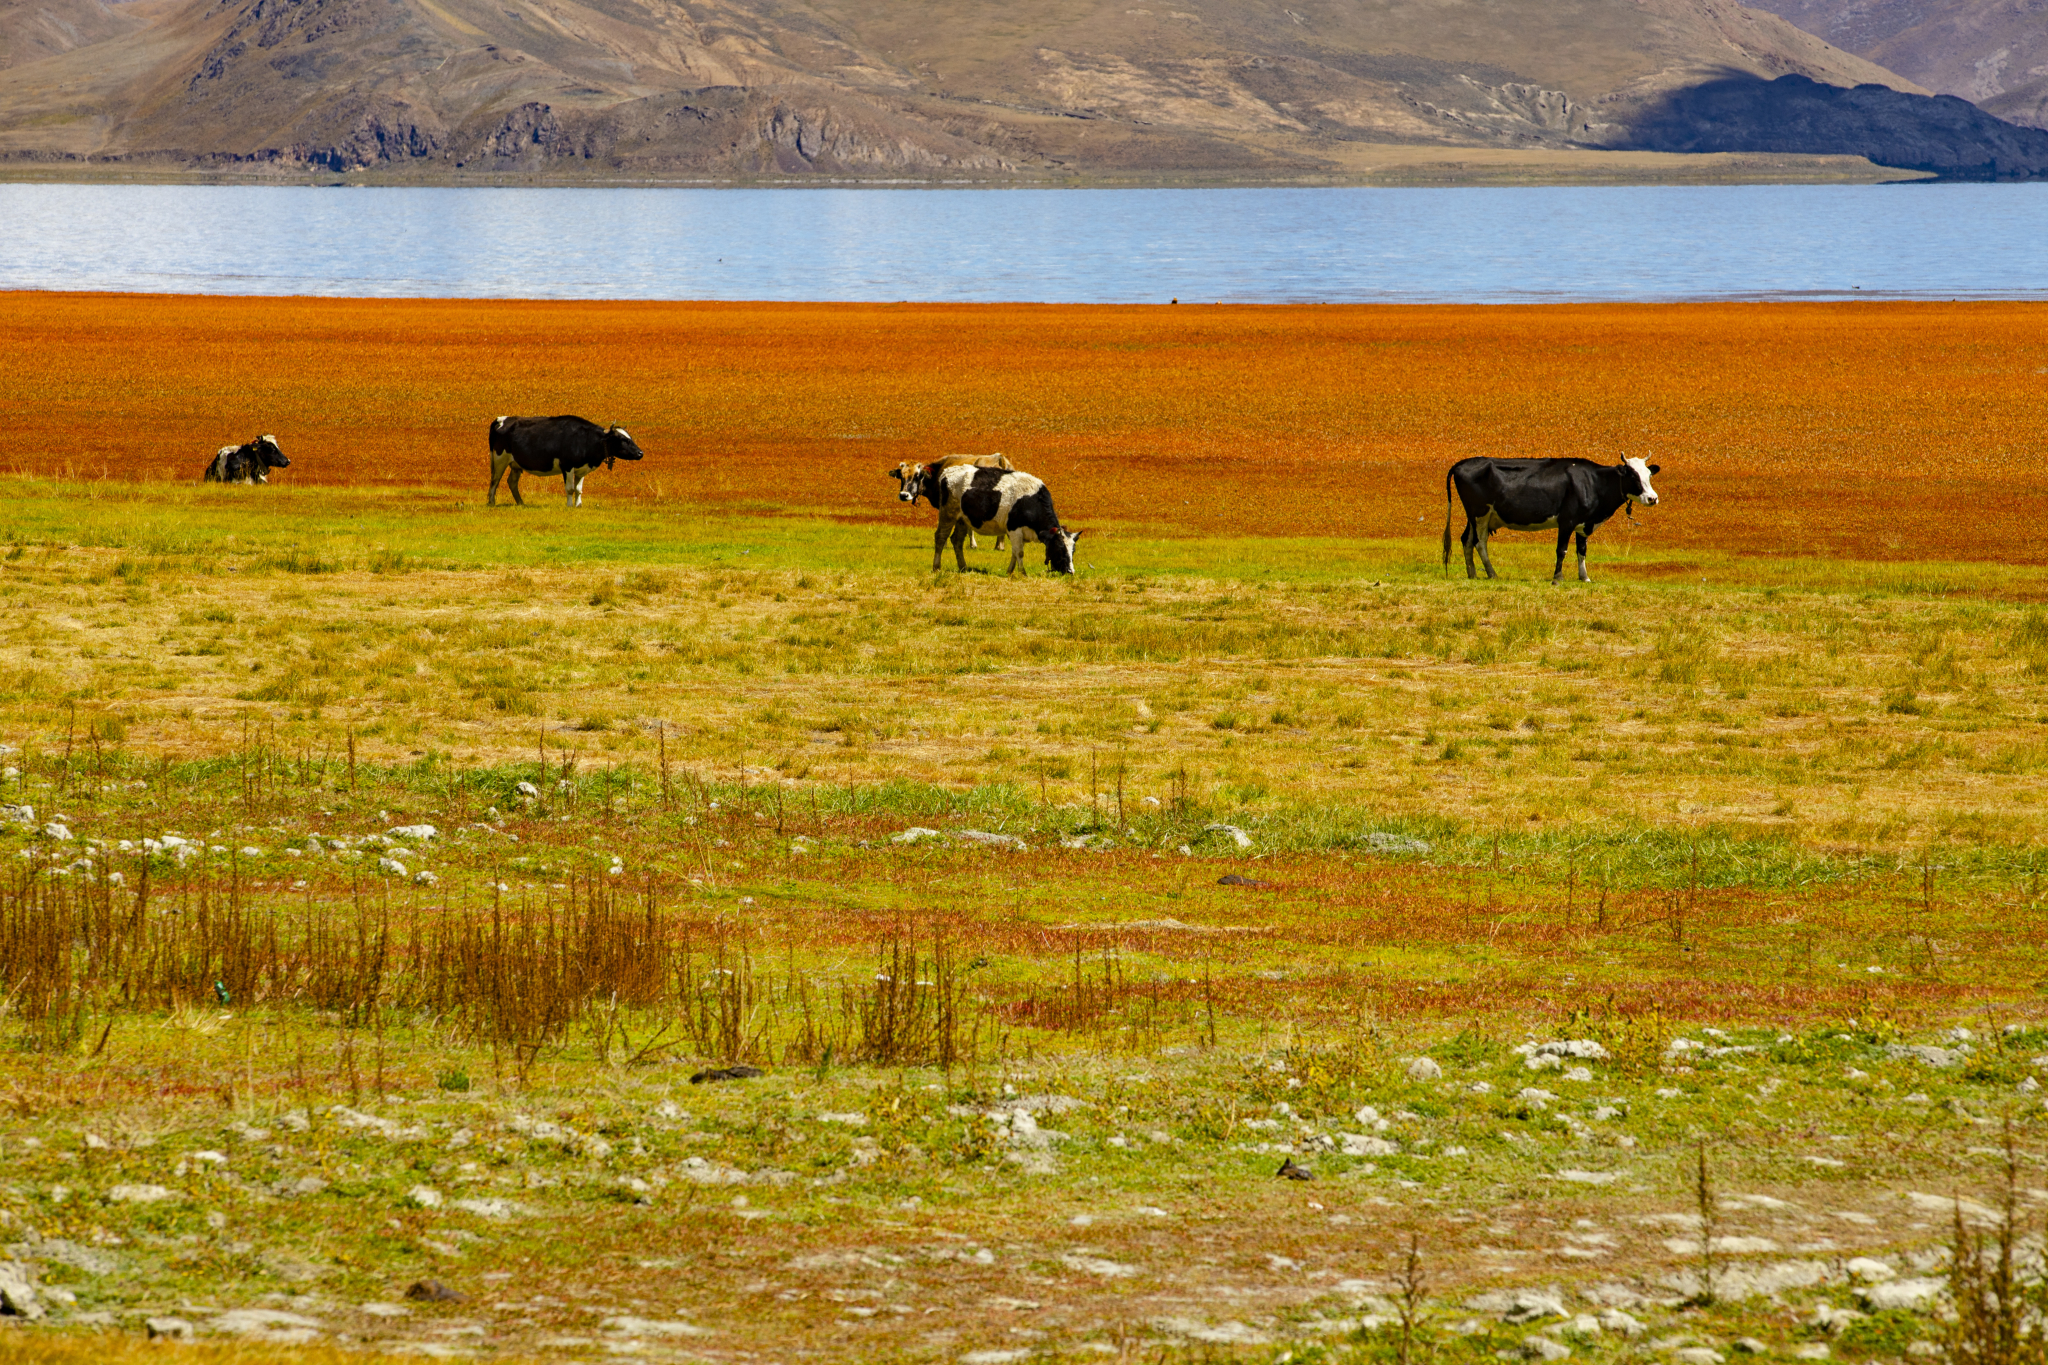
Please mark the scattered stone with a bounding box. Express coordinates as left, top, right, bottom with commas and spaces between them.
892, 827, 942, 844
1845, 1257, 1895, 1283
601, 1315, 710, 1337
1407, 1057, 1444, 1082
406, 1185, 443, 1208
1599, 1311, 1647, 1337
105, 1183, 176, 1204
210, 1308, 324, 1343
376, 857, 408, 878
42, 822, 73, 842
274, 1176, 328, 1198
1341, 1135, 1398, 1157
1555, 1170, 1622, 1185
1858, 1278, 1945, 1311
405, 1278, 466, 1303
1673, 1350, 1727, 1365
691, 1065, 765, 1084
1060, 1253, 1138, 1277
0, 1262, 43, 1319
360, 1302, 410, 1318
1361, 832, 1431, 855
1813, 1306, 1863, 1334
1794, 1347, 1830, 1360
1204, 823, 1253, 849
1560, 1315, 1603, 1342
1509, 1334, 1573, 1361
955, 829, 1027, 850
1732, 1340, 1770, 1355
389, 824, 438, 841
145, 1316, 194, 1340
1217, 873, 1275, 889
1886, 1044, 1968, 1068
1277, 1157, 1315, 1181
1467, 1289, 1568, 1324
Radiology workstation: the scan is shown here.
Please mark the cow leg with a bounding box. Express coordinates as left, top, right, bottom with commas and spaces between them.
1576, 528, 1591, 582
508, 467, 525, 506
1552, 524, 1574, 584
1007, 535, 1024, 576
933, 517, 953, 572
1476, 520, 1499, 579
1461, 518, 1478, 579
488, 458, 506, 506
951, 524, 971, 572
565, 470, 583, 508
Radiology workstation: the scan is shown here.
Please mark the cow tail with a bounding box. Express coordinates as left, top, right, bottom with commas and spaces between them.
1442, 466, 1455, 572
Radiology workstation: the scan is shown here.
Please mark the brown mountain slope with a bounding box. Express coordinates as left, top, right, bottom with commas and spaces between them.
2, 0, 2042, 178
1745, 0, 2048, 129
0, 0, 144, 69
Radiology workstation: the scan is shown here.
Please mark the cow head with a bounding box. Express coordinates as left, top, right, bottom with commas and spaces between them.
888, 462, 926, 503
1621, 456, 1660, 506
255, 435, 289, 469
604, 426, 645, 470
1043, 527, 1083, 575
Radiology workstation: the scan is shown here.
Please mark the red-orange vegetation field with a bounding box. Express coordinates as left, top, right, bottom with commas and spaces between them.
3, 292, 2044, 560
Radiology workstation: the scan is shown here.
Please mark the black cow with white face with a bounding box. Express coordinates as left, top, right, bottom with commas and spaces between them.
203, 435, 289, 484
924, 465, 1082, 575
1444, 456, 1660, 583
488, 415, 645, 508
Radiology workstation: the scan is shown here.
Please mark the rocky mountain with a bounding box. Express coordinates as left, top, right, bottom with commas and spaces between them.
0, 0, 2044, 178
1745, 0, 2048, 130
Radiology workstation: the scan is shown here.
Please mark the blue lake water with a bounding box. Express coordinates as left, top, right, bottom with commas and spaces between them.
1, 181, 2045, 302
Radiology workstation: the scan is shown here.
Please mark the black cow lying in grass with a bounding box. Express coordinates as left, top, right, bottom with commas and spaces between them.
923, 465, 1081, 575
488, 415, 645, 508
1443, 455, 1660, 583
203, 435, 289, 484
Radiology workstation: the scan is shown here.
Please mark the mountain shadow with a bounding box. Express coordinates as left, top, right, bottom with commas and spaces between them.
1616, 72, 2048, 178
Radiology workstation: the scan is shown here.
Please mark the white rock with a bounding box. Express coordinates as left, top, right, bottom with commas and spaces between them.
105, 1183, 177, 1203
1561, 1315, 1603, 1342
1342, 1134, 1399, 1157
1204, 822, 1252, 849
1599, 1311, 1647, 1337
957, 829, 1028, 849
1526, 1053, 1564, 1071
600, 1315, 710, 1337
389, 824, 438, 841
1858, 1278, 1945, 1311
407, 1185, 443, 1208
42, 822, 72, 842
1845, 1257, 1895, 1283
1518, 1088, 1557, 1108
0, 1262, 43, 1319
816, 1112, 867, 1126
146, 1316, 194, 1340
1562, 1067, 1594, 1083
515, 781, 540, 798
1515, 1335, 1573, 1361
414, 870, 437, 886
893, 827, 943, 844
1406, 1057, 1444, 1082
1886, 1044, 1967, 1068
1794, 1346, 1831, 1360
210, 1308, 324, 1343
1060, 1253, 1137, 1277
376, 857, 407, 877
1673, 1350, 1726, 1365
360, 1302, 410, 1319
451, 1197, 524, 1219
1555, 1170, 1621, 1185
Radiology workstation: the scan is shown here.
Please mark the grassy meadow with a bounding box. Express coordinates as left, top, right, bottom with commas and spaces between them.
1, 296, 2047, 1363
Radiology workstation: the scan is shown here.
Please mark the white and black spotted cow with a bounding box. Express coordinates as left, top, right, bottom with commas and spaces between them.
890, 453, 1013, 550
488, 415, 645, 508
924, 465, 1082, 575
1443, 455, 1660, 583
203, 435, 289, 484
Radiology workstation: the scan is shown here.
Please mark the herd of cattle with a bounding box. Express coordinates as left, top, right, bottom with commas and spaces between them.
200, 418, 1662, 583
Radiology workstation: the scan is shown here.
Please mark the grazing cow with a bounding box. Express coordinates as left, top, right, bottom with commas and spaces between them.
890, 454, 1014, 548
923, 465, 1082, 575
1443, 456, 1660, 583
203, 435, 289, 484
488, 415, 644, 507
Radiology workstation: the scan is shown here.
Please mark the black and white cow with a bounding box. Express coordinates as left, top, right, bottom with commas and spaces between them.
891, 454, 1013, 549
1443, 456, 1660, 583
488, 415, 645, 508
203, 435, 289, 484
923, 465, 1081, 575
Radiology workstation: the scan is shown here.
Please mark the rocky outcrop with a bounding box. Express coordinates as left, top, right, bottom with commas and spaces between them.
1613, 72, 2048, 177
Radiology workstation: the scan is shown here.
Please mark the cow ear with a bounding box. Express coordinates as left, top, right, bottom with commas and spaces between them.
1648, 464, 1661, 476
1070, 529, 1084, 540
